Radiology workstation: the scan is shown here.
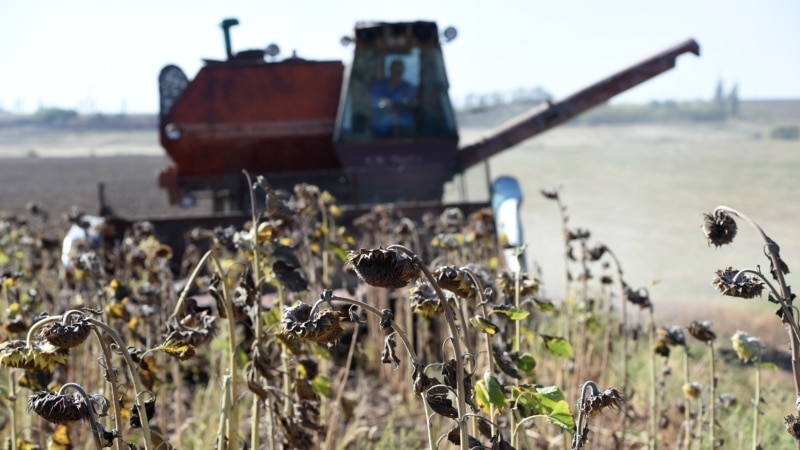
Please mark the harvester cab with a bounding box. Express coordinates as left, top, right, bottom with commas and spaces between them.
333, 22, 462, 205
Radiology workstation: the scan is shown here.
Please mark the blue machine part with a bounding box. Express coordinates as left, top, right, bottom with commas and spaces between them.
492, 176, 526, 272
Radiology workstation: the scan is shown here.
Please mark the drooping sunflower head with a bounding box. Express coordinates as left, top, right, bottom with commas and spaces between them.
346, 248, 417, 289
702, 210, 737, 247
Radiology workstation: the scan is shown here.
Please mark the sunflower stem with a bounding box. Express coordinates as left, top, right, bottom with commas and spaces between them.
93, 330, 125, 450
460, 267, 497, 436
243, 170, 263, 450
215, 375, 231, 450
648, 308, 658, 450
207, 255, 240, 450
605, 247, 629, 447
319, 292, 420, 366
683, 347, 692, 450
86, 319, 154, 450
8, 374, 17, 450
387, 244, 469, 450
571, 380, 600, 450
709, 341, 716, 450
714, 205, 800, 450
167, 249, 214, 324
753, 347, 761, 449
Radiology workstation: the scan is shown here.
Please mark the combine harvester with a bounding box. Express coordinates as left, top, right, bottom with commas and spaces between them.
107, 19, 699, 265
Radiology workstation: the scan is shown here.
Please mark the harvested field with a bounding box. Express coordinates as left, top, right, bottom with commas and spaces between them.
1, 106, 799, 339
1, 102, 800, 448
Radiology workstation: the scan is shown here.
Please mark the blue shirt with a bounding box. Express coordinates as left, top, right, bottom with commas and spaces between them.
371, 79, 418, 136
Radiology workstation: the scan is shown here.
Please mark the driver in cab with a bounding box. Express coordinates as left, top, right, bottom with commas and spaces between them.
371, 59, 418, 137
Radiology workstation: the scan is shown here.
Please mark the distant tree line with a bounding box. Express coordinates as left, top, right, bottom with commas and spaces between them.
32, 107, 79, 124
0, 107, 156, 130
458, 86, 553, 113
457, 80, 746, 124
574, 79, 740, 125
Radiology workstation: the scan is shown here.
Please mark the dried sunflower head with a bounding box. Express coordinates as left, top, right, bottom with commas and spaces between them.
152, 244, 173, 260
0, 340, 68, 371
583, 387, 625, 417
585, 244, 608, 262
688, 321, 716, 343
433, 266, 475, 299
622, 283, 652, 310
731, 331, 761, 363
496, 271, 539, 298
41, 315, 92, 349
27, 390, 90, 424
786, 414, 800, 441
431, 234, 461, 251
3, 316, 28, 334
683, 381, 702, 400
437, 207, 465, 233
654, 339, 670, 358
468, 207, 496, 240
656, 326, 687, 347
702, 210, 737, 247
566, 228, 591, 242
712, 267, 764, 299
165, 311, 218, 349
409, 282, 443, 318
279, 302, 343, 344
540, 189, 560, 200
73, 251, 104, 278
346, 248, 417, 289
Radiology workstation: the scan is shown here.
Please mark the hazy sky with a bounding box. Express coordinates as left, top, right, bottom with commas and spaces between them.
2, 1, 798, 114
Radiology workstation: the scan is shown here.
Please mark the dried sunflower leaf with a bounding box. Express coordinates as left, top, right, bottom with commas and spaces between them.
155, 337, 196, 361
470, 316, 498, 335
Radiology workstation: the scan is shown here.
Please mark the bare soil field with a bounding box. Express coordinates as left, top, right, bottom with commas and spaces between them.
1, 107, 799, 345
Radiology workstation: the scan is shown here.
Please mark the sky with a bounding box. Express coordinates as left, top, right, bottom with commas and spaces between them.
1, 1, 798, 114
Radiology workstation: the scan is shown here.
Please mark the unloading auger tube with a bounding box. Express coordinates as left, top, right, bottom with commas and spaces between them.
456, 38, 700, 171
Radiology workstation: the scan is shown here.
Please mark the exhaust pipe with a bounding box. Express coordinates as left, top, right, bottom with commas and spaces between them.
220, 18, 240, 60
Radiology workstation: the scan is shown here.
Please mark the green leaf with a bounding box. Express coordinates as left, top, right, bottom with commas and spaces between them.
470, 316, 499, 335
311, 374, 331, 397
516, 353, 536, 372
310, 343, 332, 360
541, 335, 573, 358
532, 297, 556, 313
513, 387, 543, 417
547, 400, 575, 432
536, 385, 566, 410
759, 361, 778, 370
329, 245, 350, 263
475, 379, 491, 413
263, 306, 282, 328
584, 312, 599, 331
491, 307, 530, 321
484, 371, 507, 408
